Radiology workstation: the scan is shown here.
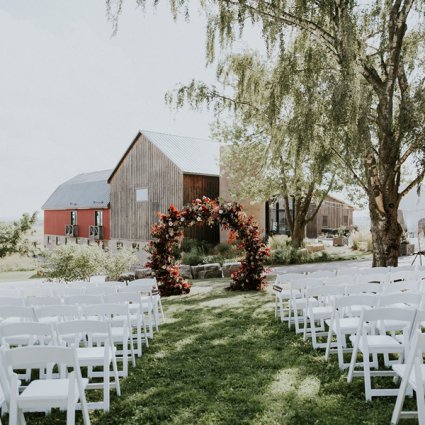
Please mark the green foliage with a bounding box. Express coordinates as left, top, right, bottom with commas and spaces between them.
103, 248, 138, 281
0, 212, 38, 258
40, 245, 138, 282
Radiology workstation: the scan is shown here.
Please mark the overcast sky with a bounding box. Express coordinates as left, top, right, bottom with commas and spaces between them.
0, 0, 236, 219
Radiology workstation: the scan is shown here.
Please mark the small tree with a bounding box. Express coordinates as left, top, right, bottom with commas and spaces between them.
103, 248, 138, 281
41, 244, 105, 282
0, 212, 38, 258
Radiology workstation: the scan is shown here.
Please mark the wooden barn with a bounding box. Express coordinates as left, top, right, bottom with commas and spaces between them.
42, 170, 111, 248
268, 195, 354, 238
108, 130, 220, 253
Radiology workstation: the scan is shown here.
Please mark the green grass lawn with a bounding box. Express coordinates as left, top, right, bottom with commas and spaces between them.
16, 279, 418, 424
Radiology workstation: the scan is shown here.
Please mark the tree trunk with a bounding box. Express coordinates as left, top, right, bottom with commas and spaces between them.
368, 192, 402, 267
291, 216, 306, 249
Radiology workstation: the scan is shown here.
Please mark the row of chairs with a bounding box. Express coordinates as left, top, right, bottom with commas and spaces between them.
273, 269, 425, 423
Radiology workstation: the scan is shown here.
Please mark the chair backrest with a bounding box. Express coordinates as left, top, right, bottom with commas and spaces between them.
390, 270, 418, 283
290, 278, 323, 291
361, 306, 417, 327
308, 270, 335, 278
306, 284, 345, 299
346, 282, 382, 295
0, 322, 55, 346
25, 296, 62, 307
0, 297, 25, 306
324, 276, 357, 286
334, 294, 379, 310
0, 290, 22, 298
34, 304, 81, 322
85, 286, 117, 296
119, 285, 153, 295
378, 292, 422, 308
104, 292, 140, 304
383, 279, 420, 293
52, 287, 85, 297
357, 273, 387, 284
21, 287, 53, 297
0, 306, 35, 322
131, 278, 157, 287
63, 295, 103, 305
56, 319, 112, 347
275, 273, 306, 285
81, 303, 130, 320
89, 275, 107, 283
2, 345, 77, 370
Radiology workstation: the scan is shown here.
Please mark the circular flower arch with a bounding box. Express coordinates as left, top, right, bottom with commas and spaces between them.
146, 197, 270, 296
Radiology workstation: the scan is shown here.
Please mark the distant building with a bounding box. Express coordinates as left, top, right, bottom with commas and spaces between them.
42, 170, 111, 248
42, 130, 220, 261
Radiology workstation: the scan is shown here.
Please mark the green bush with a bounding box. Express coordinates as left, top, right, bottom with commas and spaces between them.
40, 245, 105, 282
40, 245, 138, 282
265, 246, 332, 266
180, 240, 243, 266
103, 248, 138, 281
181, 248, 206, 266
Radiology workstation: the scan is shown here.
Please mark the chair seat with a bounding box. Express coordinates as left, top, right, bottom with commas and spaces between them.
377, 319, 409, 332
76, 347, 115, 364
393, 364, 425, 390
291, 298, 318, 308
18, 378, 89, 409
349, 334, 403, 352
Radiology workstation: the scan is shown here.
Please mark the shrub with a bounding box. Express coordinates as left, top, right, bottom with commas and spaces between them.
103, 248, 138, 281
268, 235, 290, 250
351, 230, 372, 252
181, 248, 206, 266
40, 244, 105, 282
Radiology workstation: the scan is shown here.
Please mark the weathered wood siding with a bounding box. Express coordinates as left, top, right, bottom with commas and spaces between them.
110, 133, 183, 241
183, 174, 220, 244
306, 199, 354, 238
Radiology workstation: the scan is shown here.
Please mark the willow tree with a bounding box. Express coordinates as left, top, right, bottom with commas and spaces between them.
0, 213, 38, 258
168, 43, 340, 248
108, 0, 425, 266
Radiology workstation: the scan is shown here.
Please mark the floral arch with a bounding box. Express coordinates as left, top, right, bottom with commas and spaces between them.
146, 197, 270, 296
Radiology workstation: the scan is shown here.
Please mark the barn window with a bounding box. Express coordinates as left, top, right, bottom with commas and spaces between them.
70, 210, 77, 225
47, 236, 50, 244
343, 215, 349, 226
136, 188, 148, 202
132, 242, 140, 251
95, 210, 103, 226
117, 241, 124, 250
56, 237, 59, 245
322, 215, 328, 227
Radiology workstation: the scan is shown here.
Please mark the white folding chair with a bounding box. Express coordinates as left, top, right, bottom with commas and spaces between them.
325, 294, 379, 370
288, 278, 323, 334
104, 293, 149, 356
390, 270, 418, 283
129, 278, 164, 323
81, 304, 135, 377
0, 346, 90, 425
303, 285, 346, 349
384, 279, 420, 294
391, 330, 425, 424
89, 275, 107, 284
272, 273, 304, 323
56, 320, 121, 412
347, 307, 417, 400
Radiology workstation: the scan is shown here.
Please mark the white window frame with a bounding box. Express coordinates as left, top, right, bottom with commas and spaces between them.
136, 188, 148, 202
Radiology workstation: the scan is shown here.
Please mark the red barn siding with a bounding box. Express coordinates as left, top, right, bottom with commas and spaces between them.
44, 209, 110, 239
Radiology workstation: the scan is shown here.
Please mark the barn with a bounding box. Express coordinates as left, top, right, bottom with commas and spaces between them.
107, 130, 220, 257
42, 169, 111, 248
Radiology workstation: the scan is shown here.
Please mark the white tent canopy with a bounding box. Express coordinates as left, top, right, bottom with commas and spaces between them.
400, 184, 425, 235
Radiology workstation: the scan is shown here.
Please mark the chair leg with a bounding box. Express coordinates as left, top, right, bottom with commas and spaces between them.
324, 325, 333, 361
415, 359, 425, 425
363, 350, 372, 401
66, 372, 76, 425
111, 349, 121, 396
103, 361, 110, 412
9, 374, 19, 425
347, 334, 360, 383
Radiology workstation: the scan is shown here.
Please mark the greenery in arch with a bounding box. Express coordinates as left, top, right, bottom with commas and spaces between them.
146, 197, 270, 296
107, 0, 425, 268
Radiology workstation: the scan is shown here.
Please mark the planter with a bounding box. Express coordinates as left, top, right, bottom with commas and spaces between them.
305, 244, 325, 253
333, 237, 347, 247
399, 243, 415, 256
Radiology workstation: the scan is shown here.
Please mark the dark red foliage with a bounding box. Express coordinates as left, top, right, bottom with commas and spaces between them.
145, 197, 269, 296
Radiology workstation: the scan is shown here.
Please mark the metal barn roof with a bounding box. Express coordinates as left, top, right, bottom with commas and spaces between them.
142, 130, 220, 176
42, 169, 112, 210
108, 130, 220, 182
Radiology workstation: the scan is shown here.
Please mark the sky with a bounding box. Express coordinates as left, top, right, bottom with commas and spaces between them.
0, 0, 237, 219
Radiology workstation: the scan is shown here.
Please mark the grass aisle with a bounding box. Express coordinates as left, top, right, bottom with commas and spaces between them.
29, 280, 416, 424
